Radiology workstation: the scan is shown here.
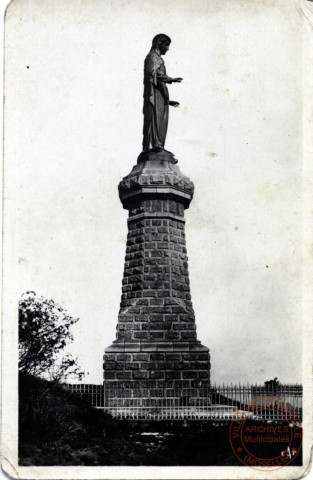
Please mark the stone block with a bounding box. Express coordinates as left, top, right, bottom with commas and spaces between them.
133, 267, 144, 274
154, 343, 172, 352
158, 260, 170, 267
150, 371, 165, 379
124, 342, 141, 351
141, 343, 159, 352
139, 380, 157, 388
182, 371, 197, 379
149, 298, 164, 306
173, 343, 189, 351
125, 362, 140, 370
133, 353, 148, 361
172, 323, 183, 331
122, 285, 132, 293
163, 323, 174, 331
136, 298, 149, 305
145, 362, 158, 370
151, 250, 163, 258
157, 290, 171, 297
133, 371, 148, 379
116, 354, 131, 361
164, 299, 177, 305
135, 314, 149, 322
145, 274, 157, 281
105, 362, 124, 371
172, 360, 184, 369
150, 353, 165, 361
149, 331, 164, 339
133, 331, 149, 339
150, 322, 165, 330
166, 371, 181, 379
104, 354, 116, 361
139, 307, 150, 314
181, 332, 197, 340
126, 323, 140, 330
158, 362, 172, 370
116, 372, 132, 380
149, 266, 163, 273
157, 242, 169, 250
143, 290, 157, 297
165, 353, 182, 361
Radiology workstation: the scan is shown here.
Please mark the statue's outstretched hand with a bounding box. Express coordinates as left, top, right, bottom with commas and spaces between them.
169, 101, 180, 107
172, 77, 183, 83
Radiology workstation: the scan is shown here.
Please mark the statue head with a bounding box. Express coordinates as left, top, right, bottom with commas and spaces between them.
151, 34, 171, 55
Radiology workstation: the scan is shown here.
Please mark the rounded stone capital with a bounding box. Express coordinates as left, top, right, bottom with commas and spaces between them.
119, 159, 194, 210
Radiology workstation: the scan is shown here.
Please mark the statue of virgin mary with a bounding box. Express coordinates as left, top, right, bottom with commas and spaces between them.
142, 34, 183, 155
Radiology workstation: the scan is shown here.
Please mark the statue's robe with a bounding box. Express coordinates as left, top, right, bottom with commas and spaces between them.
142, 50, 173, 152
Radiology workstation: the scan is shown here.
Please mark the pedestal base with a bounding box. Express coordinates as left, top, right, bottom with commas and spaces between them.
104, 340, 210, 389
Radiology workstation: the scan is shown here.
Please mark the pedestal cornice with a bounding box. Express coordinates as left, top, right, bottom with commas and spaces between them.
119, 159, 194, 210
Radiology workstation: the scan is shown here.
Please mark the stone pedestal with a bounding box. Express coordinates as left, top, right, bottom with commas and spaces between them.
103, 153, 210, 389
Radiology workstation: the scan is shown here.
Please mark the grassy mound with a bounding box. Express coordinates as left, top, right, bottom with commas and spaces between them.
19, 373, 147, 465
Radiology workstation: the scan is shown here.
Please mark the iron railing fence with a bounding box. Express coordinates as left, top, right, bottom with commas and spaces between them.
64, 383, 105, 408
64, 383, 302, 421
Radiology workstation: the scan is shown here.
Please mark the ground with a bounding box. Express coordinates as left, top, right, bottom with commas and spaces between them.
19, 373, 302, 467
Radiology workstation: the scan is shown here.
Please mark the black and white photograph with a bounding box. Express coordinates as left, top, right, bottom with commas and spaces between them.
2, 0, 313, 478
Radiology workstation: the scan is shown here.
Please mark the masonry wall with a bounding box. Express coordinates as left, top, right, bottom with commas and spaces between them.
117, 200, 196, 342
103, 351, 210, 388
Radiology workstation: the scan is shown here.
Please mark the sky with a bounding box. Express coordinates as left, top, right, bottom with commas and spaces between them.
4, 0, 304, 385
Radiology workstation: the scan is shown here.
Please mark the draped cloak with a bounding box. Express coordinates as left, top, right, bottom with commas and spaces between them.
142, 50, 173, 152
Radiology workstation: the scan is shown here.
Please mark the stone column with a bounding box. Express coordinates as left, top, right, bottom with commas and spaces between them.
103, 155, 210, 390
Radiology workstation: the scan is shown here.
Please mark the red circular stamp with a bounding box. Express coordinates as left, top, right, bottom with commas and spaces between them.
229, 396, 302, 471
